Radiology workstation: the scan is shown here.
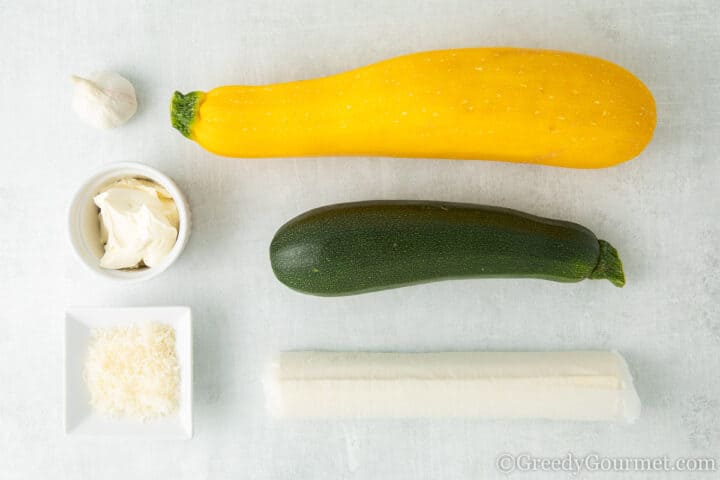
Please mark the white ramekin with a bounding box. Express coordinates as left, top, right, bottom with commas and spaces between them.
68, 162, 191, 283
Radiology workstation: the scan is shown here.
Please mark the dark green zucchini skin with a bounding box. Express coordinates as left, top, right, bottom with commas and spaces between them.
269, 201, 624, 296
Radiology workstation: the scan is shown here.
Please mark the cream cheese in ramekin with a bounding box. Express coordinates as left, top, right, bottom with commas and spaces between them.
94, 178, 179, 269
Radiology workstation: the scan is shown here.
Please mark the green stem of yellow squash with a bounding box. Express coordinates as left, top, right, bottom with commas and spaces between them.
171, 91, 205, 139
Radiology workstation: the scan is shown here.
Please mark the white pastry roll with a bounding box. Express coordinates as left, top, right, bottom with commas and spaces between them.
265, 351, 640, 422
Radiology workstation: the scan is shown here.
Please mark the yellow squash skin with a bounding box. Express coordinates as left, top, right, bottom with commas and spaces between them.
172, 48, 656, 168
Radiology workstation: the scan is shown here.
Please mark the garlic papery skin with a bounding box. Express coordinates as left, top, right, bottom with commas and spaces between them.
71, 72, 137, 129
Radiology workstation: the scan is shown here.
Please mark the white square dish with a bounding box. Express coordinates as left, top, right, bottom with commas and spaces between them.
64, 306, 193, 438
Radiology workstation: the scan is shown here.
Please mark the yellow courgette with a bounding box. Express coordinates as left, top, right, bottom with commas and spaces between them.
172, 48, 656, 168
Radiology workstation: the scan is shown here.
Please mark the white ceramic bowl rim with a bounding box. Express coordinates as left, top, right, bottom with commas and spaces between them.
68, 162, 191, 283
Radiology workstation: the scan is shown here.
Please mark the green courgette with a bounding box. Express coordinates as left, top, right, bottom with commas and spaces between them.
269, 201, 625, 296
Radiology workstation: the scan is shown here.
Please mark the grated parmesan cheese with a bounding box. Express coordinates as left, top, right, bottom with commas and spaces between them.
84, 322, 180, 420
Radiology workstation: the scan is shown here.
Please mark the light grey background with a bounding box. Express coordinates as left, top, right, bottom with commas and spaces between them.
1, 0, 718, 478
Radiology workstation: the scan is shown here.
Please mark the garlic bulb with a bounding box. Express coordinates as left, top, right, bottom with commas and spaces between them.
71, 72, 137, 129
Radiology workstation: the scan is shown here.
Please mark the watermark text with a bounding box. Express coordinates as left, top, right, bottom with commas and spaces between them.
496, 453, 717, 475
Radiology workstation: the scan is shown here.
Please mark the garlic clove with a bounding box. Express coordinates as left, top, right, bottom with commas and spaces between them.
71, 71, 137, 129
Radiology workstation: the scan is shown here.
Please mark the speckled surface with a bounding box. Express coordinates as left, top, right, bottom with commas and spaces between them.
1, 0, 718, 478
